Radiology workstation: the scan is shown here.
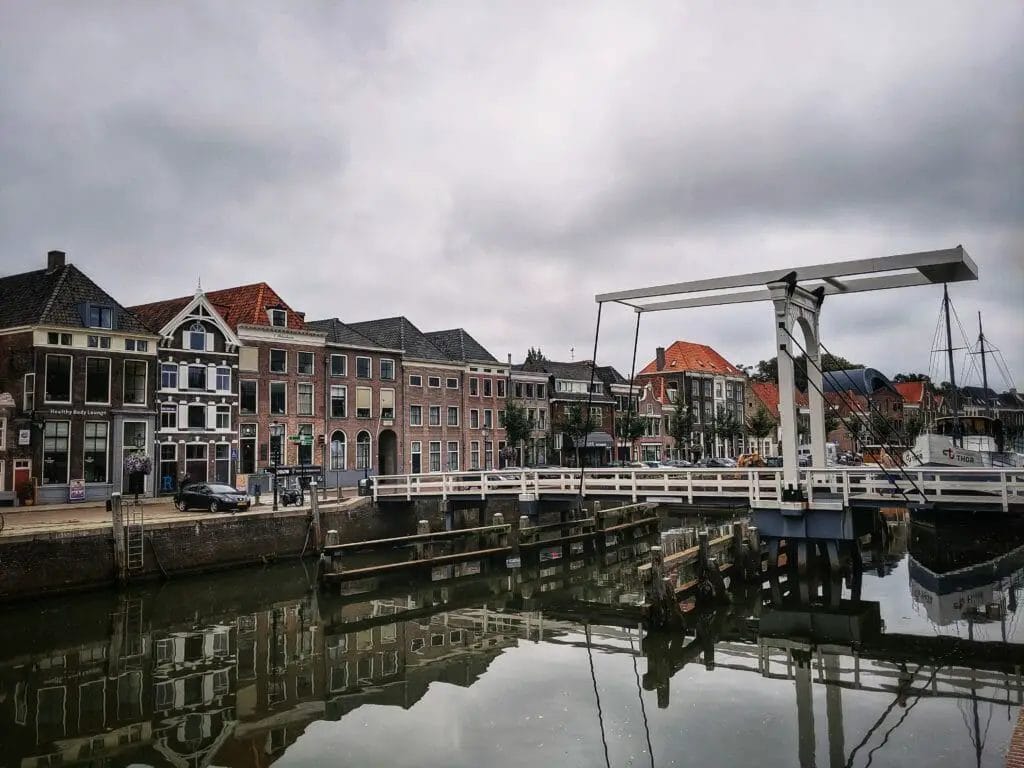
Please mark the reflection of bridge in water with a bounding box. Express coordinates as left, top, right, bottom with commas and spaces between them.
0, 519, 1021, 768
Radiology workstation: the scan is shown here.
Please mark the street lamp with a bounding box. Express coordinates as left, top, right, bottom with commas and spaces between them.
270, 422, 284, 511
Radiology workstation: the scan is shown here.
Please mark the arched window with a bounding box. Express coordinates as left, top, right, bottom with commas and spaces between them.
330, 431, 347, 471
356, 431, 372, 470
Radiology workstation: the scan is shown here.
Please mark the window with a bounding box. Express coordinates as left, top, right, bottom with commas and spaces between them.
269, 349, 287, 373
188, 404, 206, 429
82, 422, 108, 483
484, 440, 493, 469
483, 409, 493, 429
216, 405, 231, 429
483, 379, 493, 397
297, 352, 314, 375
356, 431, 371, 469
470, 441, 481, 469
429, 441, 441, 472
514, 382, 522, 398
381, 389, 395, 420
87, 335, 111, 349
523, 383, 533, 398
187, 321, 210, 351
216, 367, 231, 391
428, 376, 441, 388
88, 305, 113, 329
297, 424, 313, 465
185, 443, 207, 481
330, 431, 347, 470
429, 406, 441, 426
331, 354, 347, 376
270, 382, 287, 414
410, 441, 422, 473
447, 441, 459, 471
240, 380, 257, 413
470, 378, 479, 396
355, 387, 372, 418
47, 332, 72, 346
85, 358, 110, 404
42, 421, 70, 485
269, 308, 288, 327
380, 359, 395, 381
590, 407, 603, 427
160, 404, 177, 430
188, 365, 206, 390
470, 409, 479, 429
446, 377, 459, 390
125, 338, 149, 352
410, 405, 423, 426
538, 409, 546, 429
23, 373, 35, 410
536, 384, 545, 398
704, 380, 712, 396
239, 424, 256, 474
297, 383, 314, 416
409, 374, 422, 387
447, 406, 459, 427
497, 380, 506, 398
44, 354, 72, 402
160, 363, 178, 389
356, 356, 372, 379
330, 385, 347, 418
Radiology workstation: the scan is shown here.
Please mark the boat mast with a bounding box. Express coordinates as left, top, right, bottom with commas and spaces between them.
978, 311, 990, 415
943, 284, 960, 445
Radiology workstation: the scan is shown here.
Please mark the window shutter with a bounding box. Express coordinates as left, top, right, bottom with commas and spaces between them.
205, 332, 214, 352
178, 403, 188, 427
356, 387, 371, 412
381, 390, 395, 411
206, 365, 216, 391
207, 404, 217, 429
178, 362, 188, 386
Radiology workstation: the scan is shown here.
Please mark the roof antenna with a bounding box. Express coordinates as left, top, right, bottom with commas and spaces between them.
570, 346, 575, 361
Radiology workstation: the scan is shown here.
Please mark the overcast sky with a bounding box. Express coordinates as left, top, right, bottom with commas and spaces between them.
2, 2, 1021, 388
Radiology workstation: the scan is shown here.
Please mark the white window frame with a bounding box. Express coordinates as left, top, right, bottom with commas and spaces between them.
160, 363, 178, 390
269, 348, 288, 374
84, 356, 111, 405
428, 406, 441, 427
409, 374, 422, 387
268, 308, 288, 327
42, 420, 71, 485
123, 359, 148, 406
470, 409, 479, 429
447, 441, 459, 472
215, 366, 231, 392
160, 404, 177, 430
427, 376, 441, 388
87, 335, 111, 349
356, 387, 372, 419
483, 379, 493, 397
330, 354, 347, 377
88, 305, 114, 329
470, 440, 480, 470
23, 373, 35, 411
82, 420, 109, 484
329, 430, 347, 471
297, 352, 315, 376
379, 358, 396, 381
240, 379, 258, 414
381, 388, 395, 420
483, 409, 493, 429
409, 405, 423, 426
428, 441, 442, 473
269, 381, 287, 415
469, 378, 479, 396
446, 377, 459, 390
356, 356, 372, 379
215, 405, 231, 430
297, 382, 315, 416
0, 417, 5, 451
497, 380, 506, 398
330, 385, 347, 418
44, 353, 73, 404
186, 321, 211, 352
447, 406, 459, 427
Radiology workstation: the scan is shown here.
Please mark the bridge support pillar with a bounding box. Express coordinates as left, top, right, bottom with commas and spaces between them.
794, 649, 817, 768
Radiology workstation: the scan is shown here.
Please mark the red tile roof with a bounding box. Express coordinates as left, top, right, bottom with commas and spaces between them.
130, 282, 305, 333
638, 341, 743, 377
893, 381, 926, 405
749, 381, 808, 419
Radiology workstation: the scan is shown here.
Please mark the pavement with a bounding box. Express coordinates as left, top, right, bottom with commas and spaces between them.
0, 489, 365, 538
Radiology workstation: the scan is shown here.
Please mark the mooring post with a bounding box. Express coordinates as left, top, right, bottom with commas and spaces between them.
519, 514, 533, 547
731, 522, 744, 567
492, 512, 505, 548
698, 530, 709, 566
323, 529, 340, 575
309, 481, 322, 551
747, 525, 761, 581
110, 492, 127, 584
416, 519, 431, 559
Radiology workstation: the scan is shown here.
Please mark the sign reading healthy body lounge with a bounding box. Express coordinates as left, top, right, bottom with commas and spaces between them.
68, 478, 86, 502
42, 408, 109, 418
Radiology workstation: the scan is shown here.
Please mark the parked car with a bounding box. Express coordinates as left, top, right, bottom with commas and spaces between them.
175, 483, 251, 513
664, 459, 693, 468
764, 456, 784, 468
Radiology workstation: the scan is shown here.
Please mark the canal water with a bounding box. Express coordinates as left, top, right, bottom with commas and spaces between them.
0, 511, 1021, 767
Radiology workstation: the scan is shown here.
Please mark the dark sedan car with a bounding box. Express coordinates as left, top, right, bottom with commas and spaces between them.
174, 483, 251, 513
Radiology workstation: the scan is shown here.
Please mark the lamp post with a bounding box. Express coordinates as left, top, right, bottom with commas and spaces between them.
270, 422, 283, 511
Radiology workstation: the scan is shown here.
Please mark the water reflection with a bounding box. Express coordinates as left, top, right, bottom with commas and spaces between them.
0, 514, 1021, 767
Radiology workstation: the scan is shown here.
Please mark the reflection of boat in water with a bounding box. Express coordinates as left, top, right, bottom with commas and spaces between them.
908, 516, 1024, 626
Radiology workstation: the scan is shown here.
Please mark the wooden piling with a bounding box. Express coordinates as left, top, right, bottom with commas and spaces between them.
310, 481, 322, 551
111, 493, 127, 584
645, 546, 684, 629
492, 513, 504, 548
415, 520, 431, 559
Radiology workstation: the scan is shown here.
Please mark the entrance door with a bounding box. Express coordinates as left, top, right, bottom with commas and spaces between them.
410, 442, 421, 474
14, 459, 31, 490
378, 429, 398, 475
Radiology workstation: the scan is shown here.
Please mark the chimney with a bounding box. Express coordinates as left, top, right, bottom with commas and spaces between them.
656, 347, 665, 371
47, 250, 66, 272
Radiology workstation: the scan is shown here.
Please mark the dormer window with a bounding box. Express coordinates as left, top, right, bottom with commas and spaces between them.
88, 305, 113, 329
269, 309, 288, 327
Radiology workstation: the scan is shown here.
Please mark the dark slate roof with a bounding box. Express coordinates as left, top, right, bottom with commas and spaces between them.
595, 365, 628, 385
306, 318, 397, 351
425, 328, 498, 363
517, 360, 600, 381
348, 317, 449, 361
822, 367, 895, 395
549, 390, 616, 405
0, 263, 152, 334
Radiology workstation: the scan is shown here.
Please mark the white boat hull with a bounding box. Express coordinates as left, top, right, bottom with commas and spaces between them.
905, 434, 1023, 468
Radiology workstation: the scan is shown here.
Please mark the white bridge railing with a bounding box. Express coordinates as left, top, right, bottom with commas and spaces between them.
372, 467, 1024, 512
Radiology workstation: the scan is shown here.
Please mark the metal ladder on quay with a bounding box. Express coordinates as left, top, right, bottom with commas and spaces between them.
125, 499, 145, 574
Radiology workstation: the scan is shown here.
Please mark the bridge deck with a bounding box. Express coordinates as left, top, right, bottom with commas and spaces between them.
373, 467, 1024, 512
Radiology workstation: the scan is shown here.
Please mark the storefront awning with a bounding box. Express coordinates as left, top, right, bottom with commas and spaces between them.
582, 431, 614, 447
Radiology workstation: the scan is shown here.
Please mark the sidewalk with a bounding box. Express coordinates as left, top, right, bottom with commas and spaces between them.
1, 489, 365, 538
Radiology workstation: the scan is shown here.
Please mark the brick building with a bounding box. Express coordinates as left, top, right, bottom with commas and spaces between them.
744, 380, 810, 457
348, 318, 507, 473
306, 318, 404, 482
510, 368, 549, 465
0, 251, 160, 503
823, 368, 904, 451
636, 341, 747, 459
130, 285, 242, 494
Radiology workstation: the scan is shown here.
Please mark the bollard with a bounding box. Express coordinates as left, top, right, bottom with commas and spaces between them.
323, 529, 341, 575
492, 513, 505, 548
731, 522, 744, 566
518, 514, 533, 545
698, 530, 709, 566
747, 526, 761, 581
310, 482, 322, 551
110, 493, 127, 583
416, 519, 431, 560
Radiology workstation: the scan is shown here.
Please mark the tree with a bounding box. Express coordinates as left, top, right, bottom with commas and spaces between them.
525, 347, 547, 365
846, 418, 866, 451
824, 410, 841, 437
902, 413, 925, 445
557, 403, 596, 467
713, 406, 744, 457
500, 399, 534, 465
615, 410, 646, 462
669, 391, 695, 459
893, 372, 931, 383
745, 404, 776, 452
